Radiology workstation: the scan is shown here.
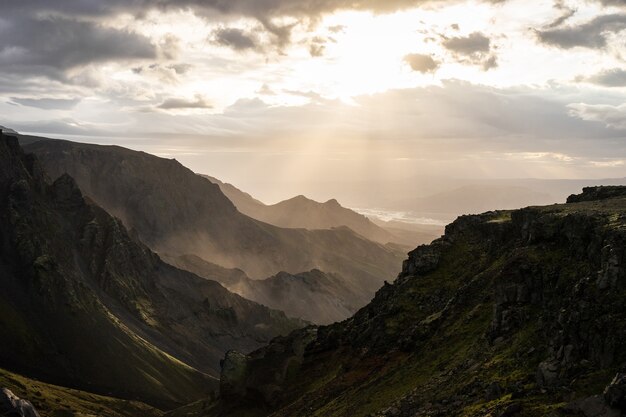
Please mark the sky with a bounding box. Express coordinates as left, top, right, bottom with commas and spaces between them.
1, 0, 625, 204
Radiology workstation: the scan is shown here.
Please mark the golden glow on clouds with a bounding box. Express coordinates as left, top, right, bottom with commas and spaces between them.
96, 0, 622, 114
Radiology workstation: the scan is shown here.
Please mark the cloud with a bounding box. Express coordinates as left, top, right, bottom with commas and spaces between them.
443, 32, 491, 54
0, 15, 156, 77
546, 0, 576, 28
212, 27, 258, 51
0, 0, 477, 22
139, 81, 621, 148
580, 68, 626, 87
568, 102, 626, 130
309, 44, 325, 57
328, 25, 346, 33
535, 14, 626, 49
308, 36, 331, 57
595, 0, 626, 7
157, 95, 213, 110
441, 32, 497, 70
9, 97, 80, 110
131, 63, 193, 84
404, 53, 440, 73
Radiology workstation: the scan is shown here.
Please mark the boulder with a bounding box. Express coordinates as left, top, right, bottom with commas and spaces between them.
604, 373, 626, 411
0, 388, 40, 417
536, 360, 560, 387
563, 395, 620, 417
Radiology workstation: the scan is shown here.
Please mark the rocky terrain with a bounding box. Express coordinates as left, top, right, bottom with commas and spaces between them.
0, 132, 303, 410
172, 186, 626, 417
0, 388, 39, 417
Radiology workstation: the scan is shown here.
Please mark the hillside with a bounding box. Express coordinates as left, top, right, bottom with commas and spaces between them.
0, 367, 162, 417
174, 186, 626, 417
22, 137, 404, 318
0, 133, 303, 409
205, 175, 439, 247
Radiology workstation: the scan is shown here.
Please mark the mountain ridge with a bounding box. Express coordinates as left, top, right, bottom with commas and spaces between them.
203, 175, 440, 247
22, 137, 405, 324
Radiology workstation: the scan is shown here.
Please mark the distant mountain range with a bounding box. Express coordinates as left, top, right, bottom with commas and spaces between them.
204, 175, 442, 247
248, 176, 626, 221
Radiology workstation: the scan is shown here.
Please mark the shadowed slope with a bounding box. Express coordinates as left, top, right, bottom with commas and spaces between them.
0, 133, 303, 409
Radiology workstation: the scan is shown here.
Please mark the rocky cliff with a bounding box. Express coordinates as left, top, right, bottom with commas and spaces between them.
173, 187, 626, 417
0, 133, 303, 409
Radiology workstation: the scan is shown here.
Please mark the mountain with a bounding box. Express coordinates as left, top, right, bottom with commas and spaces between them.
0, 133, 303, 409
165, 253, 361, 325
21, 137, 405, 318
174, 186, 626, 417
205, 175, 398, 243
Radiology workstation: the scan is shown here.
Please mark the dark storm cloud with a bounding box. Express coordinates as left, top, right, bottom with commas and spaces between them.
1, 0, 469, 21
157, 96, 213, 110
212, 28, 258, 50
10, 97, 80, 110
581, 68, 626, 87
535, 14, 626, 49
0, 16, 156, 74
404, 54, 440, 73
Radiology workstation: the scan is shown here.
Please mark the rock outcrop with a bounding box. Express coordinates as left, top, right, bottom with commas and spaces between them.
0, 388, 40, 417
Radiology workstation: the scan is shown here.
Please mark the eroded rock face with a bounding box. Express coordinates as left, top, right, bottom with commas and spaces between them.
0, 388, 40, 417
219, 327, 318, 407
